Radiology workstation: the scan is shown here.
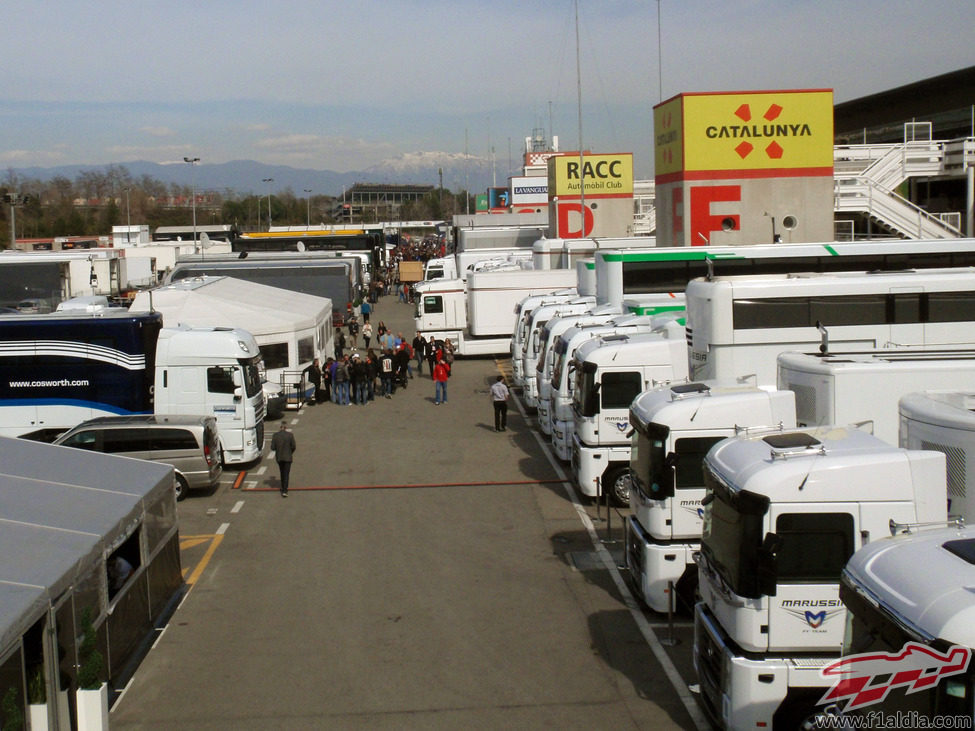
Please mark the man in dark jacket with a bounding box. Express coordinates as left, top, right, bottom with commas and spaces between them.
270, 421, 297, 497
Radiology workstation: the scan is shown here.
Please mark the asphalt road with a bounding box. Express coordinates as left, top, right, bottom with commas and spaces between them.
110, 294, 706, 730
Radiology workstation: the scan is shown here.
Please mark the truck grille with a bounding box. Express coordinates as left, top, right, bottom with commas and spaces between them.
695, 608, 724, 726
625, 517, 645, 578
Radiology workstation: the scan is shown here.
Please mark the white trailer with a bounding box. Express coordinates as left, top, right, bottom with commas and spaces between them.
837, 523, 975, 724
694, 426, 948, 730
900, 390, 975, 521
777, 350, 975, 446
413, 268, 578, 356
570, 325, 689, 505
626, 381, 796, 613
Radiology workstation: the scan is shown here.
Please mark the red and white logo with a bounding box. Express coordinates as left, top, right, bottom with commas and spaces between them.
819, 642, 971, 711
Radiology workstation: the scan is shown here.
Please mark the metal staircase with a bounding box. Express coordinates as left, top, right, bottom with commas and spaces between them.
833, 123, 966, 239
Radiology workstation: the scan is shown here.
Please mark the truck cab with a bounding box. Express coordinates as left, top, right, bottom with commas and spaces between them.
626, 381, 796, 612
570, 324, 688, 505
153, 326, 266, 465
694, 426, 948, 729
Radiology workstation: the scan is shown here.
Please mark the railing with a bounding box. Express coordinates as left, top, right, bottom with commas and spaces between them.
834, 175, 962, 239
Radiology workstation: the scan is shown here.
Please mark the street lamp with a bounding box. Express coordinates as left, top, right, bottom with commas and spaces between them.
184, 157, 200, 247
262, 178, 274, 229
304, 189, 312, 228
124, 187, 131, 244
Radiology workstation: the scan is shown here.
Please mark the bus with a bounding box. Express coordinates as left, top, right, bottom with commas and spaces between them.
593, 238, 975, 306
686, 267, 975, 385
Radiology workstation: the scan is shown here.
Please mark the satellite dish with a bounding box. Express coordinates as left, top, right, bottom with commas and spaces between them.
296, 240, 306, 252
782, 215, 798, 231
200, 232, 212, 249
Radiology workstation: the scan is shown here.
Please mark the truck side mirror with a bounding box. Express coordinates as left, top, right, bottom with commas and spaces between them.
233, 386, 242, 403
650, 452, 678, 499
757, 532, 782, 597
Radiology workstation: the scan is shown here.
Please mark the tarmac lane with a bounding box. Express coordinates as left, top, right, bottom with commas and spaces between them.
110, 296, 702, 730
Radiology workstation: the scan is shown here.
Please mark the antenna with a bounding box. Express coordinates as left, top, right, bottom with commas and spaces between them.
816, 321, 829, 355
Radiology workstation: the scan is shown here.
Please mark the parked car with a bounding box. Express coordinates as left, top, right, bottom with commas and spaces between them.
53, 414, 222, 500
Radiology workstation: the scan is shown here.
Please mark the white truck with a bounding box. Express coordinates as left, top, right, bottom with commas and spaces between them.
900, 390, 975, 521
836, 522, 975, 724
550, 316, 662, 461
520, 297, 597, 407
694, 426, 948, 730
570, 325, 689, 505
625, 381, 797, 613
154, 325, 267, 464
777, 350, 975, 446
511, 290, 579, 386
413, 268, 578, 356
533, 305, 624, 434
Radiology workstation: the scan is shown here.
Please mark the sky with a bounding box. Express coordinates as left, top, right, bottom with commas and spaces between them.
1, 0, 973, 180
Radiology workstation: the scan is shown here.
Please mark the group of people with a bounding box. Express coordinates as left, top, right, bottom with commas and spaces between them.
302, 328, 456, 407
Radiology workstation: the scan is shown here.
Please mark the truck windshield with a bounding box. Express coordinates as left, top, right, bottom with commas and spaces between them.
631, 422, 668, 499
841, 576, 973, 719
701, 466, 769, 599
572, 363, 598, 417
552, 351, 566, 390
241, 359, 263, 398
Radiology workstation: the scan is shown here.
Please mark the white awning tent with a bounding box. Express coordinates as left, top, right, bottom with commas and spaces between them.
129, 276, 334, 393
0, 437, 180, 721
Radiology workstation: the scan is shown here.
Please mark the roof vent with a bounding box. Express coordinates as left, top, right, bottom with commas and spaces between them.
765, 432, 825, 460
671, 382, 711, 399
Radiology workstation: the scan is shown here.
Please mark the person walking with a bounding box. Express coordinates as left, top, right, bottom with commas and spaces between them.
362, 321, 373, 349
490, 375, 510, 431
380, 349, 395, 399
270, 421, 297, 497
433, 358, 449, 405
412, 334, 426, 376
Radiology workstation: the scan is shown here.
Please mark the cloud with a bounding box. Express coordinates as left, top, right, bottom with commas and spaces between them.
107, 144, 194, 160
140, 126, 176, 137
0, 145, 68, 165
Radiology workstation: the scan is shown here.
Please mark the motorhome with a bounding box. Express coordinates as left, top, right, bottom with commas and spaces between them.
0, 311, 265, 463
837, 523, 975, 724
694, 427, 947, 730
570, 325, 689, 505
414, 268, 578, 356
625, 381, 796, 613
685, 267, 975, 385
777, 350, 975, 446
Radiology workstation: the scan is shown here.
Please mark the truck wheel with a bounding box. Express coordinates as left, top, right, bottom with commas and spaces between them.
604, 467, 632, 508
175, 474, 189, 501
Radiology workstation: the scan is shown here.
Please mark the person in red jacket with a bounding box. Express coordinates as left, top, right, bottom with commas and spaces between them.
432, 359, 449, 405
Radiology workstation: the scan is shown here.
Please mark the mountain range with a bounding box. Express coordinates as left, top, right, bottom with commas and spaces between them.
8, 152, 522, 198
